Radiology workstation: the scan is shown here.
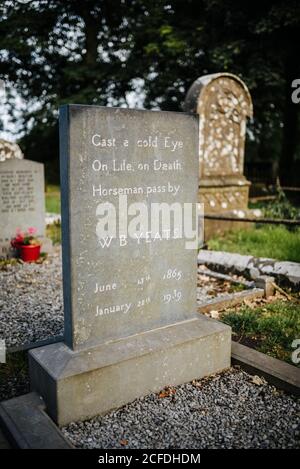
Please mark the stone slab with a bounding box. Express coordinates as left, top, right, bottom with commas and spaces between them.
198, 250, 300, 290
232, 342, 300, 396
254, 275, 275, 297
59, 105, 199, 351
184, 74, 255, 241
29, 316, 231, 426
0, 392, 73, 448
198, 288, 264, 314
198, 250, 253, 272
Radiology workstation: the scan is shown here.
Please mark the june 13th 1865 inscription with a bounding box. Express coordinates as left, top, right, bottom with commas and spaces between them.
60, 105, 199, 350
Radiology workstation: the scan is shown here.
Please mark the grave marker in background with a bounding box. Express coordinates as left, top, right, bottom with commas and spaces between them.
184, 72, 256, 238
0, 139, 23, 162
0, 159, 46, 257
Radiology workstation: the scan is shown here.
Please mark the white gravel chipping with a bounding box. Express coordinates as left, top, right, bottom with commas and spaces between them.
0, 247, 64, 348
62, 368, 300, 449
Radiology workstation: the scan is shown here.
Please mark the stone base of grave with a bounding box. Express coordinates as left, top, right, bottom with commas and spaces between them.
29, 316, 231, 426
198, 180, 262, 240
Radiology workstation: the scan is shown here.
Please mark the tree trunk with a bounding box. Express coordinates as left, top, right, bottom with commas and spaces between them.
83, 13, 98, 66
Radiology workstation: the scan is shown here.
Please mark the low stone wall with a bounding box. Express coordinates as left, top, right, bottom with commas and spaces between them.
198, 250, 300, 291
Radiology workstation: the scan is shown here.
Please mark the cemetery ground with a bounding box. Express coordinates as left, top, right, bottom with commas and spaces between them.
0, 246, 299, 448
1, 246, 299, 364
43, 186, 300, 366
1, 356, 299, 448
1, 188, 299, 448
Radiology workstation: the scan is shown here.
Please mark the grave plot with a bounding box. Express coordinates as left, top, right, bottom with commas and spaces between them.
62, 367, 299, 449
198, 252, 300, 365
1, 363, 299, 449
0, 249, 260, 351
220, 293, 300, 365
1, 245, 298, 373
0, 254, 260, 409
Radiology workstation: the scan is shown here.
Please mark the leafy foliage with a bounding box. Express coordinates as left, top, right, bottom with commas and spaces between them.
262, 189, 300, 220
0, 1, 300, 183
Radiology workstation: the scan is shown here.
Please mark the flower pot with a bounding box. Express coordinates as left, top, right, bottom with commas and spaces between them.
20, 244, 41, 262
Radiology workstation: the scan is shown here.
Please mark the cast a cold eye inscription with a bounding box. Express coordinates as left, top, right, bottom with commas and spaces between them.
91, 134, 184, 152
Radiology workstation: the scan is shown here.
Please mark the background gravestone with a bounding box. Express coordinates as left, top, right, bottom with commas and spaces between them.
0, 139, 23, 162
29, 105, 231, 425
184, 72, 257, 238
0, 159, 46, 258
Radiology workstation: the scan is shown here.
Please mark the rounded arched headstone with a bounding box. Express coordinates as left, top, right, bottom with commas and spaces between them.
184, 73, 253, 180
0, 139, 24, 162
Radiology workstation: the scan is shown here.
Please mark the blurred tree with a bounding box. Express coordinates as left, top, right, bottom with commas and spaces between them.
0, 0, 139, 171
0, 0, 299, 185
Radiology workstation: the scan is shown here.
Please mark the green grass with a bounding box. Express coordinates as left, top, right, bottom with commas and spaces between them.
46, 221, 61, 245
221, 300, 300, 365
207, 225, 300, 263
45, 185, 61, 243
45, 184, 60, 214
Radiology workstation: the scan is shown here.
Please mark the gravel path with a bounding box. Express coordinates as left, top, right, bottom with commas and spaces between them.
0, 248, 64, 348
62, 368, 300, 449
0, 250, 243, 348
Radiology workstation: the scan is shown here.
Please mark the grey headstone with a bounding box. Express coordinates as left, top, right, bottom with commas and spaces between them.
29, 104, 231, 425
0, 159, 45, 257
60, 105, 199, 350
